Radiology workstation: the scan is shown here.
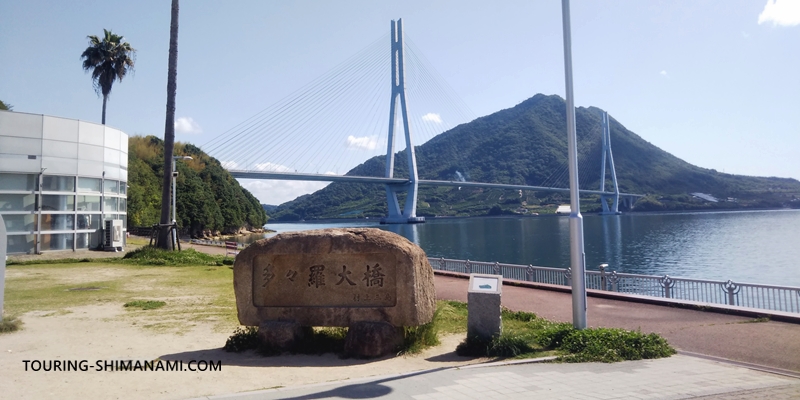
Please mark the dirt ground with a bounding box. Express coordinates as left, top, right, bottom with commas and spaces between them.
0, 303, 482, 399
0, 242, 488, 400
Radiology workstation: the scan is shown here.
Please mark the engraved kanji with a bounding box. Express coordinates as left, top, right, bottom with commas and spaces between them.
308, 265, 326, 288
261, 264, 275, 288
285, 269, 298, 282
363, 263, 385, 288
336, 265, 356, 286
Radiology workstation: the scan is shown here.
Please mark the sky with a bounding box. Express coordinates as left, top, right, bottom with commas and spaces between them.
1, 0, 798, 205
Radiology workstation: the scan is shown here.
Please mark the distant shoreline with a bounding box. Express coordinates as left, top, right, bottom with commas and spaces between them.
265, 206, 799, 225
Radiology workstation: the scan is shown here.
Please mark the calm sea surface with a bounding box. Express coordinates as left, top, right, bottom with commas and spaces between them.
244, 210, 800, 287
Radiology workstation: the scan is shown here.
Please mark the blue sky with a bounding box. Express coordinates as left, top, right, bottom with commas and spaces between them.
1, 0, 798, 204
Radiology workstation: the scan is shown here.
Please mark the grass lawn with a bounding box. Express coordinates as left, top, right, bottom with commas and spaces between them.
4, 252, 238, 334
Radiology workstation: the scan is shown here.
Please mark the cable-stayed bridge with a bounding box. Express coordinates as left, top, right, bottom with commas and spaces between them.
203, 19, 642, 224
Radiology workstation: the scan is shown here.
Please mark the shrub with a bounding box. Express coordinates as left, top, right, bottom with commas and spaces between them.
223, 326, 259, 353
533, 322, 574, 349
0, 316, 23, 334
558, 328, 676, 363
123, 300, 166, 310
401, 309, 441, 354
122, 246, 224, 266
501, 308, 537, 322
456, 332, 536, 357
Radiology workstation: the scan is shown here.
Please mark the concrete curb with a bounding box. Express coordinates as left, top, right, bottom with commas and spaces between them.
434, 270, 800, 324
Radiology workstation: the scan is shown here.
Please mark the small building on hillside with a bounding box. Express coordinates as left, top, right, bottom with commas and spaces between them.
0, 110, 128, 254
555, 204, 571, 214
691, 192, 719, 203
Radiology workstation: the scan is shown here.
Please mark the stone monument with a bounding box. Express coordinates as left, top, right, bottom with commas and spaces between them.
467, 273, 503, 341
233, 228, 435, 357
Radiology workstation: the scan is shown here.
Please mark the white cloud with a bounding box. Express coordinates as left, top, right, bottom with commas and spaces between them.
220, 161, 294, 172
174, 117, 202, 134
660, 70, 668, 76
220, 160, 239, 170
253, 162, 292, 172
346, 135, 378, 150
421, 113, 442, 124
758, 0, 800, 26
239, 180, 330, 205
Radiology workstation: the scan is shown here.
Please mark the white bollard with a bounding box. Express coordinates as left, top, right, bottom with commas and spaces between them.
0, 215, 7, 320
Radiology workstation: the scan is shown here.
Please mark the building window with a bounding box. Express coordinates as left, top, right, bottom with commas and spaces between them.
104, 197, 118, 212
42, 175, 75, 192
0, 173, 37, 191
104, 180, 119, 194
40, 233, 75, 251
77, 177, 102, 193
41, 194, 75, 211
40, 214, 75, 231
0, 193, 37, 211
77, 214, 100, 230
7, 234, 35, 254
77, 195, 101, 212
2, 214, 37, 232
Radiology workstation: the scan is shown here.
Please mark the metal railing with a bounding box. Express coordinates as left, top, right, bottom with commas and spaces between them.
189, 239, 245, 249
429, 257, 800, 314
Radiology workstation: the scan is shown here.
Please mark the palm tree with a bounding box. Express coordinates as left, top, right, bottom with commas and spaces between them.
81, 29, 136, 125
157, 0, 180, 250
0, 100, 12, 111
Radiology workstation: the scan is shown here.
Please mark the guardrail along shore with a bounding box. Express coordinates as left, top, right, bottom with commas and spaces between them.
430, 257, 800, 314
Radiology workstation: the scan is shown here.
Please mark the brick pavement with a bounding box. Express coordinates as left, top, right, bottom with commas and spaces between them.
198, 355, 800, 400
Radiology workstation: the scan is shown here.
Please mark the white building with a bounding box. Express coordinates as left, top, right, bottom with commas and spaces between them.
0, 110, 128, 254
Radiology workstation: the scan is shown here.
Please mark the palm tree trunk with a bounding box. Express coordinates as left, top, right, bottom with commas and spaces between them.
157, 0, 180, 249
102, 95, 107, 125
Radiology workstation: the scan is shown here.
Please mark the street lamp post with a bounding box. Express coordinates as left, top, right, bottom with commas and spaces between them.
172, 156, 193, 226
561, 0, 588, 329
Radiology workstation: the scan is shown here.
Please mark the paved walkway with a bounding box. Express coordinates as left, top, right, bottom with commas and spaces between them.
199, 355, 800, 399
434, 275, 800, 373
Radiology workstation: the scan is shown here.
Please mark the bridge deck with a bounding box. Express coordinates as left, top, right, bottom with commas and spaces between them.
228, 170, 642, 197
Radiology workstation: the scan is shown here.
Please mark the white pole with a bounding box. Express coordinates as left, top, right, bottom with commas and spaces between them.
561, 0, 588, 329
0, 214, 7, 320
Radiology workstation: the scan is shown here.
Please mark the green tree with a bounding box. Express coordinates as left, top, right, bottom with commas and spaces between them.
157, 0, 180, 249
127, 136, 267, 237
81, 29, 136, 125
0, 100, 12, 111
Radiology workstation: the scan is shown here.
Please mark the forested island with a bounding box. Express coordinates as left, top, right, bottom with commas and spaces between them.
127, 136, 268, 237
269, 94, 800, 221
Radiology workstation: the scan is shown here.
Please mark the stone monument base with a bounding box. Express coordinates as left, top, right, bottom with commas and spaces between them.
258, 320, 308, 352
344, 321, 404, 358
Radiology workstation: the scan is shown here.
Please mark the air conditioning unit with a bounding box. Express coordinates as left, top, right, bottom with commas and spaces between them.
104, 219, 124, 252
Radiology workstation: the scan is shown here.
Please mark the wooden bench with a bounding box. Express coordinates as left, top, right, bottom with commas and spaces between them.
225, 241, 240, 257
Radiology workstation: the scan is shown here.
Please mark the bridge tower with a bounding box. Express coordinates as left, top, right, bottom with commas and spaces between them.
382, 19, 424, 224
599, 111, 620, 214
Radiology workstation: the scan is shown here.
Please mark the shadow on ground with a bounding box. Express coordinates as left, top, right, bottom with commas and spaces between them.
272, 368, 449, 399
161, 347, 396, 368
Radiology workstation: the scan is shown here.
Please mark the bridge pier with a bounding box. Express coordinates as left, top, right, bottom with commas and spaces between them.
599, 194, 621, 215
598, 111, 621, 215
381, 182, 425, 224
381, 19, 425, 224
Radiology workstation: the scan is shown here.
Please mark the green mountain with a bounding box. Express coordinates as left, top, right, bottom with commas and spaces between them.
128, 136, 268, 236
271, 94, 800, 220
